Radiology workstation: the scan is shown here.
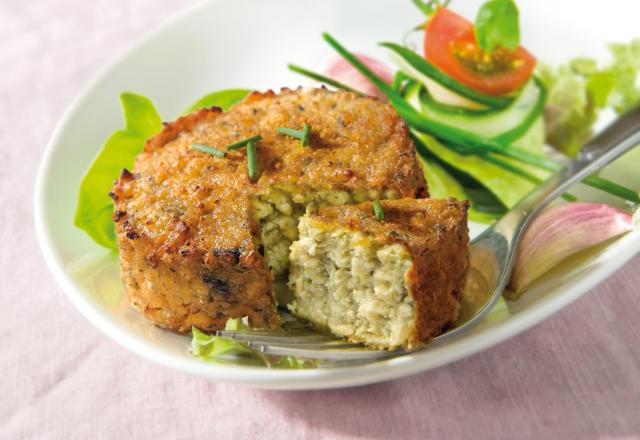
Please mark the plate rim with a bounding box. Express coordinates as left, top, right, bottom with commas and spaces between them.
33, 0, 640, 390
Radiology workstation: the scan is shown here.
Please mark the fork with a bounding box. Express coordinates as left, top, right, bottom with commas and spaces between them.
219, 106, 640, 362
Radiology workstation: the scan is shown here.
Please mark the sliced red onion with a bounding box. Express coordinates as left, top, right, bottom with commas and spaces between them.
316, 53, 394, 100
508, 202, 634, 296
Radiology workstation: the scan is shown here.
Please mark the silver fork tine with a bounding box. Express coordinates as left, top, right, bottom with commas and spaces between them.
255, 343, 404, 361
245, 339, 362, 350
216, 330, 334, 344
216, 329, 403, 360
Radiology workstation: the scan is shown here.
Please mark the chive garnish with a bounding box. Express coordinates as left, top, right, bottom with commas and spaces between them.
372, 200, 384, 220
277, 125, 312, 147
190, 143, 226, 158
247, 141, 259, 180
301, 124, 311, 147
287, 64, 364, 95
227, 134, 262, 151
277, 127, 303, 139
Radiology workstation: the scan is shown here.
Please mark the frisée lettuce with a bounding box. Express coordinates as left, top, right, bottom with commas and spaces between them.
539, 39, 640, 156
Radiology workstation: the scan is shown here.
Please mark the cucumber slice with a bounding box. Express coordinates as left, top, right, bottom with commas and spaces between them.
417, 84, 496, 116
405, 78, 545, 142
413, 130, 538, 208
382, 42, 513, 109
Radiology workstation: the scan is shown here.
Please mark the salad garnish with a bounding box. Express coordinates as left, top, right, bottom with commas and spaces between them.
191, 320, 309, 369
74, 93, 162, 250
540, 40, 640, 156
474, 0, 520, 54
317, 32, 640, 205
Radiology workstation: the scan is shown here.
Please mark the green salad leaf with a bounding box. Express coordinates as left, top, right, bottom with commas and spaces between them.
75, 89, 252, 249
74, 93, 162, 250
475, 0, 520, 54
191, 327, 265, 366
539, 39, 640, 156
183, 89, 251, 115
191, 320, 310, 369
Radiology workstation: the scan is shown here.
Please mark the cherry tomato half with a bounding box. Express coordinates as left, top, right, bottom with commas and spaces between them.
424, 7, 536, 96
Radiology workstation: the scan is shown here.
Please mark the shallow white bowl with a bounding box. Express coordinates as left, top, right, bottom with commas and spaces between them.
35, 0, 640, 389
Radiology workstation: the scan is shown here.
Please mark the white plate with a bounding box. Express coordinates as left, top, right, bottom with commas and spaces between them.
34, 0, 640, 389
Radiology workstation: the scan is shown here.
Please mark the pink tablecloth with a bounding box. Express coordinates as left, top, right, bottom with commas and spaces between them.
2, 1, 639, 438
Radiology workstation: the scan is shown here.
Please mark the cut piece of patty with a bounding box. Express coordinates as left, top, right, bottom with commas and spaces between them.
111, 87, 428, 333
288, 198, 469, 349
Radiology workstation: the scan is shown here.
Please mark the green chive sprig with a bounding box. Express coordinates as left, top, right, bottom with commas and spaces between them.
228, 134, 262, 151
301, 124, 311, 146
373, 200, 384, 220
277, 124, 312, 147
247, 141, 259, 180
190, 143, 226, 158
287, 64, 364, 95
277, 127, 302, 138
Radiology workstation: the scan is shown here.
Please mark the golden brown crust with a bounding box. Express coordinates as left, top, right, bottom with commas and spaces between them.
112, 87, 427, 333
308, 198, 469, 347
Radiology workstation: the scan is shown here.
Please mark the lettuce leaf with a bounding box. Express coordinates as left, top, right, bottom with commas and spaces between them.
183, 89, 251, 114
74, 89, 251, 249
191, 327, 265, 367
74, 93, 162, 250
191, 320, 310, 369
539, 39, 640, 156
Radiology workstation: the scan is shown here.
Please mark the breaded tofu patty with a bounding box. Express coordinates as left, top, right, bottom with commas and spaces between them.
288, 198, 469, 349
111, 87, 427, 333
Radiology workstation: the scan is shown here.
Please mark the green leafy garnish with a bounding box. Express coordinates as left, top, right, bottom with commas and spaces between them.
539, 39, 640, 156
74, 93, 162, 250
475, 0, 520, 54
191, 320, 311, 369
75, 89, 252, 249
323, 32, 639, 204
182, 89, 251, 114
191, 327, 264, 367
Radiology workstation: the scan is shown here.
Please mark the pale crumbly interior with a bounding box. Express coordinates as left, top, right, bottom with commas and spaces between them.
253, 185, 399, 279
287, 216, 416, 349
